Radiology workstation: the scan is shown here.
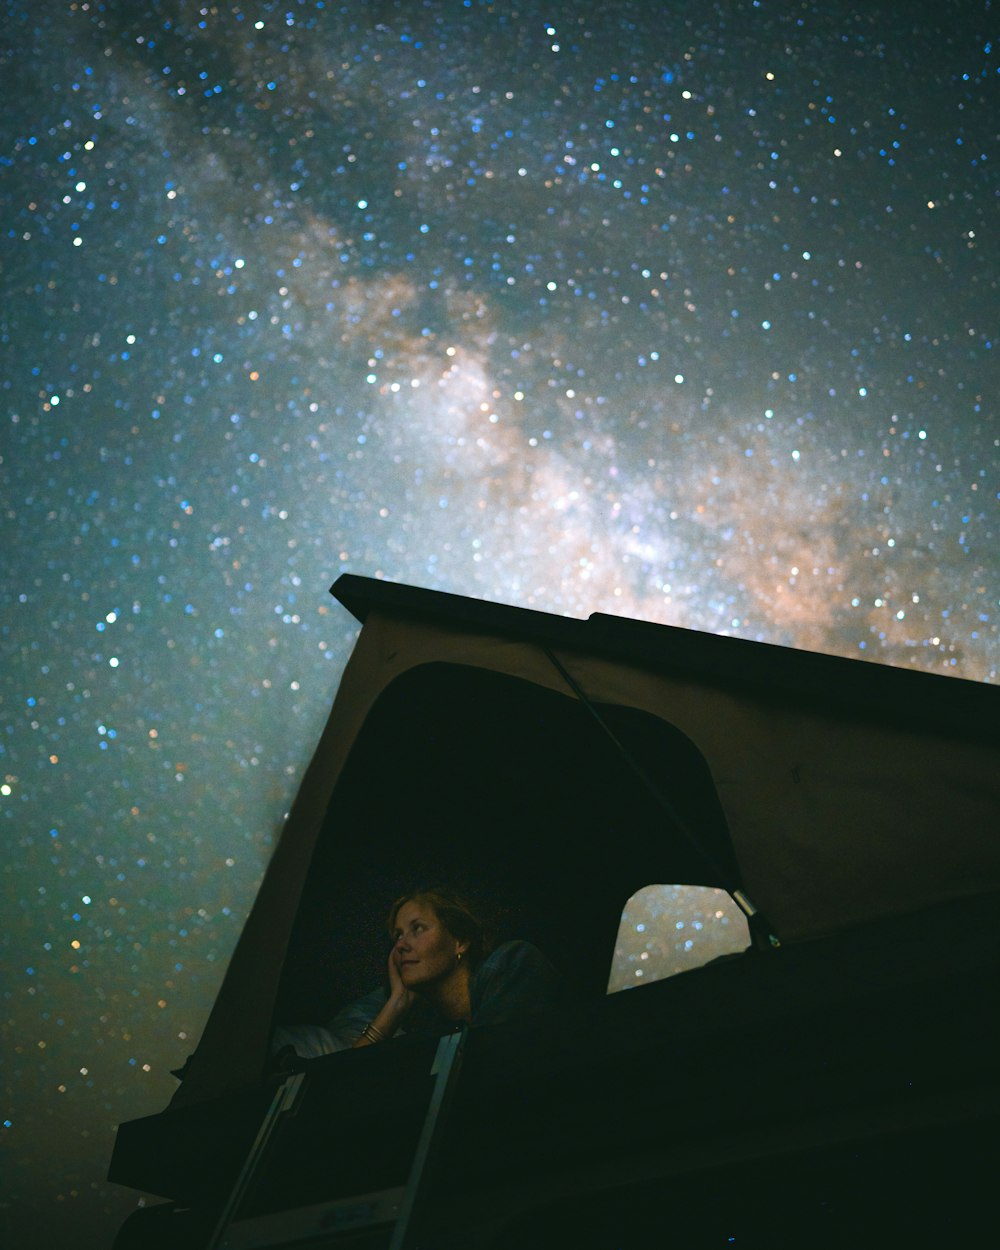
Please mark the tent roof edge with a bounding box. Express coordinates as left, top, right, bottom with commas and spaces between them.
330, 573, 998, 742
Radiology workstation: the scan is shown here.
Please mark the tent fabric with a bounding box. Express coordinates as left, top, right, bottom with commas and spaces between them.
337, 608, 1000, 926
169, 579, 1000, 1108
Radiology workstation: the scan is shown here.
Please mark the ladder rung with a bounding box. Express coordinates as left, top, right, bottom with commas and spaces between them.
220, 1186, 406, 1248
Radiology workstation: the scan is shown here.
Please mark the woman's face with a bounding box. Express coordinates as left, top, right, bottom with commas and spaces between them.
391, 899, 468, 990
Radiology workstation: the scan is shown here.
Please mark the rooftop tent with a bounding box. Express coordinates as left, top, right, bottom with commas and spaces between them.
168, 575, 1000, 1111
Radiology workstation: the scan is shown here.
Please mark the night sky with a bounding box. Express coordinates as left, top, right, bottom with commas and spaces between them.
2, 1, 997, 1245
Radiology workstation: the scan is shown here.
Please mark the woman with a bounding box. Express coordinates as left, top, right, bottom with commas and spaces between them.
272, 888, 566, 1059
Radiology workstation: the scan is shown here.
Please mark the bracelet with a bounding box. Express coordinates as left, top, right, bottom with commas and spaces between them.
360, 1021, 386, 1044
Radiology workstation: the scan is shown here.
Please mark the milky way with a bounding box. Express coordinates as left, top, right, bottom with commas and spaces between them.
1, 2, 997, 1244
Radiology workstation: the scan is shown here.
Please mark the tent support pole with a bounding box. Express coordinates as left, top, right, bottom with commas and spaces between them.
542, 646, 781, 949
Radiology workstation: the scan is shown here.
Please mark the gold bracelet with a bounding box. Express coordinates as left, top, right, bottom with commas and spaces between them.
360, 1022, 386, 1044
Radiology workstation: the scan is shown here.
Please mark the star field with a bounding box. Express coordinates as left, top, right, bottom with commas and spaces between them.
1, 2, 997, 1244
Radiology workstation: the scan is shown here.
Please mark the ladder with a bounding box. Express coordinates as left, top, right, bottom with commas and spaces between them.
207, 1028, 467, 1250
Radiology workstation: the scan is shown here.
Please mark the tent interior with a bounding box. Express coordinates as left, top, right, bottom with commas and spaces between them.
273, 659, 745, 1026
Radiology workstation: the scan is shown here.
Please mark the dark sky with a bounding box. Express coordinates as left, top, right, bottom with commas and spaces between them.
2, 1, 997, 1244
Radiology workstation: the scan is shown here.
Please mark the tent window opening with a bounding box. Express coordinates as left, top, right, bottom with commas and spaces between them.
608, 884, 751, 994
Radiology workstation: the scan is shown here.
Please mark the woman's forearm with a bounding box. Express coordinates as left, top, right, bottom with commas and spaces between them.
352, 993, 411, 1047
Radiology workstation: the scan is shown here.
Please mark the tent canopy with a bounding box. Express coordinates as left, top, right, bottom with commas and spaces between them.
170, 576, 999, 1108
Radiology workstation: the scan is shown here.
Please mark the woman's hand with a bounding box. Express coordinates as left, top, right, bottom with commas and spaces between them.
386, 946, 416, 1016
352, 948, 416, 1048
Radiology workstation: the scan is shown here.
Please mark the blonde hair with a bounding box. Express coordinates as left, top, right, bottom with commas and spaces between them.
387, 886, 488, 968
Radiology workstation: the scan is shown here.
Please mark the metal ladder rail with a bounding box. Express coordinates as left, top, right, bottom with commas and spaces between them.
389, 1026, 467, 1250
210, 1028, 467, 1249
205, 1070, 309, 1250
